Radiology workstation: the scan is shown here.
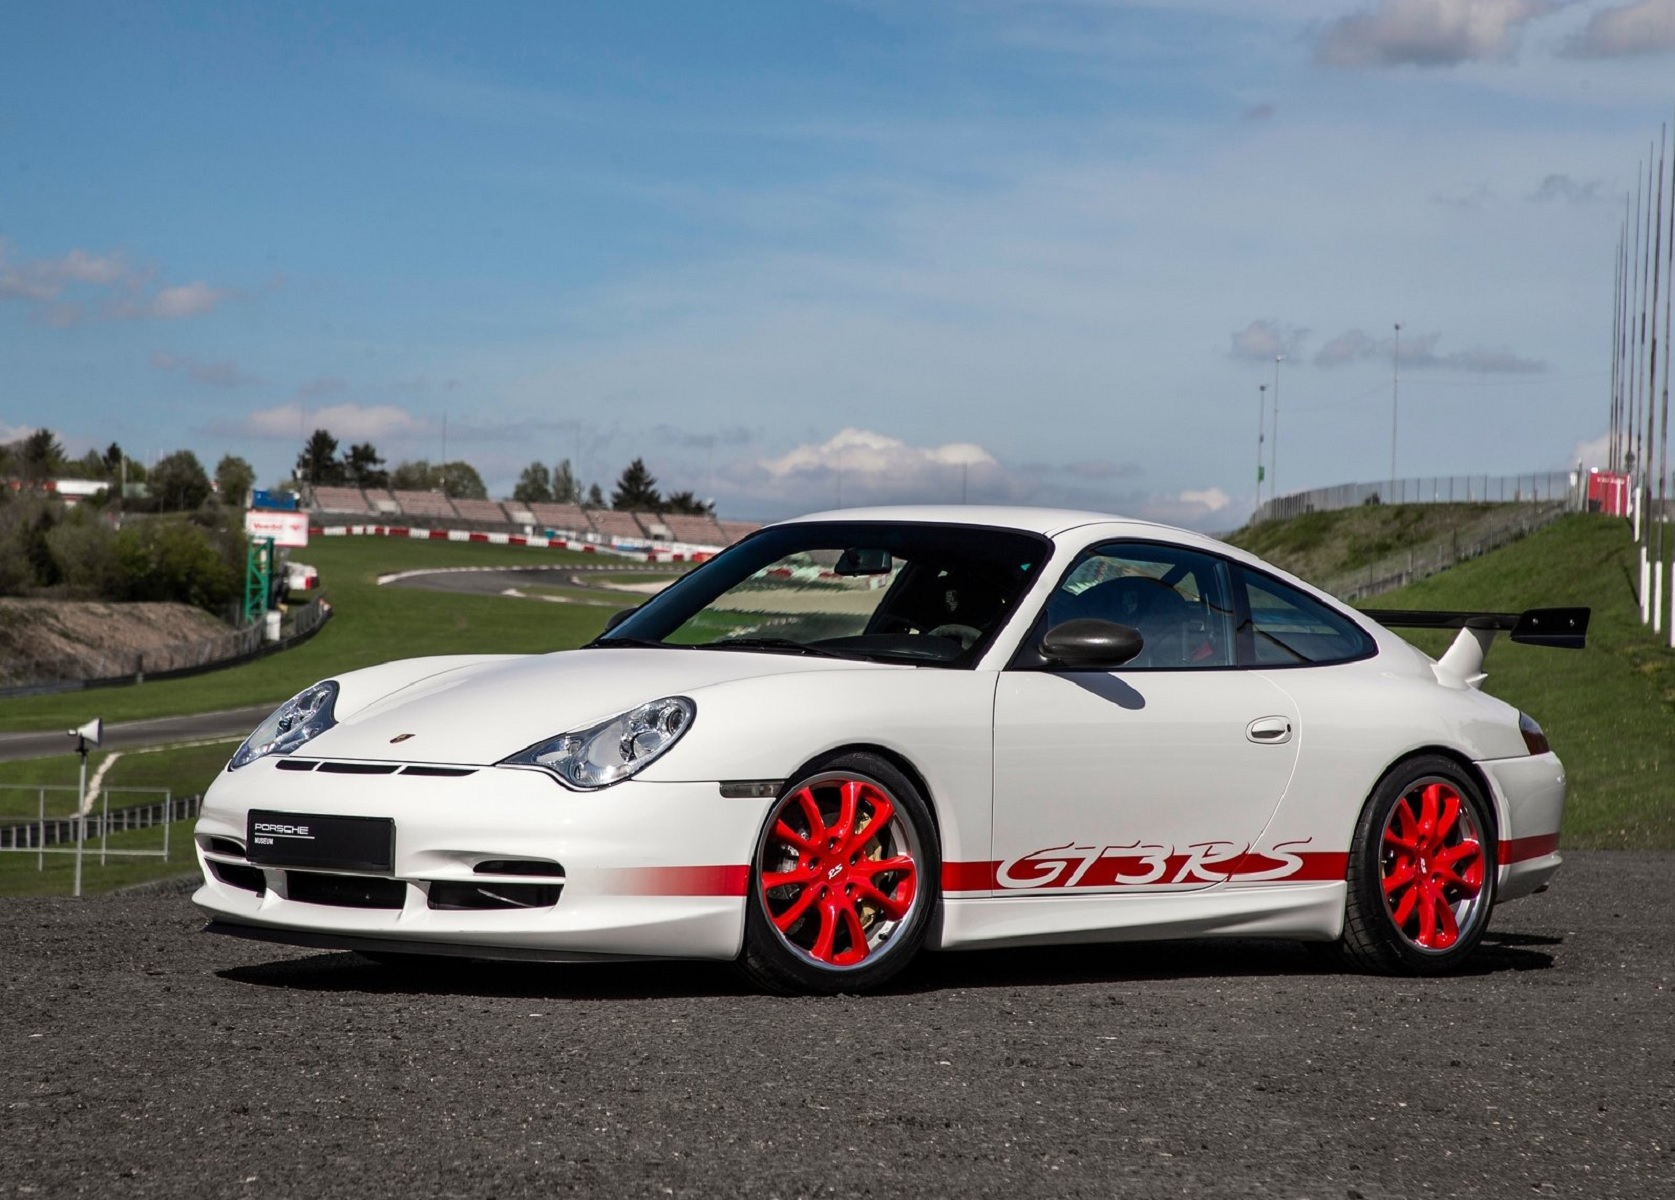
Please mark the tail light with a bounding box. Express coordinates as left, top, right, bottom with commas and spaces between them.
1519, 712, 1550, 756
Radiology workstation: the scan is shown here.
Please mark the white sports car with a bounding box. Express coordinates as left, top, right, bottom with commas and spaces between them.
194, 506, 1588, 993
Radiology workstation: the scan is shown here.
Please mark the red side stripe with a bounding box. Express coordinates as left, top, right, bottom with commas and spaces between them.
942, 861, 1000, 892
1500, 833, 1560, 864
611, 865, 750, 896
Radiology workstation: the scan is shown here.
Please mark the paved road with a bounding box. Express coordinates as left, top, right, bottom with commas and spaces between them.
0, 705, 273, 763
2, 851, 1670, 1198
384, 562, 685, 597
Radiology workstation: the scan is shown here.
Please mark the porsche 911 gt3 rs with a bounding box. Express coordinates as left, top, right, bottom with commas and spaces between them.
194, 506, 1587, 993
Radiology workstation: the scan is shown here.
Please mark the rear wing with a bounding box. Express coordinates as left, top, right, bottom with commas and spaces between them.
1360, 607, 1590, 689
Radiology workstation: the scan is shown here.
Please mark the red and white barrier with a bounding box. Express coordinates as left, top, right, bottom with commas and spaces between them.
309, 523, 717, 564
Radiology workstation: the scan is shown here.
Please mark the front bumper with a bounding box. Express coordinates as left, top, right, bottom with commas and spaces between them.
193, 760, 771, 961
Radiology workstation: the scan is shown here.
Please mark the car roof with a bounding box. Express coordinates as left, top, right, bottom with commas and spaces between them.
778, 504, 1182, 540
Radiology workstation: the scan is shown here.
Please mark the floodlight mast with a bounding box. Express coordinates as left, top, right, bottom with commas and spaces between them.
66, 718, 101, 898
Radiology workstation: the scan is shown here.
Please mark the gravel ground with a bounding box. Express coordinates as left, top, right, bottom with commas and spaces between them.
1, 852, 1670, 1200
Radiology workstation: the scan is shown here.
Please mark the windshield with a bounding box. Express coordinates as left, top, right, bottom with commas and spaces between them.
594, 521, 1051, 666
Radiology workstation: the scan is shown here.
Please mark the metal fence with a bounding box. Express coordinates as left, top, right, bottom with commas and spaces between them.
0, 787, 201, 865
1253, 472, 1579, 525
0, 597, 330, 693
1316, 502, 1571, 603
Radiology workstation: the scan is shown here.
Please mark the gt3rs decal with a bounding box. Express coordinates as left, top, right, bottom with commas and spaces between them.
942, 840, 1347, 894
943, 832, 1563, 894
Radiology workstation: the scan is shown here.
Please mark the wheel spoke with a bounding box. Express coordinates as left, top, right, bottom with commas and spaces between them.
771, 883, 820, 933
762, 863, 816, 892
809, 898, 840, 961
793, 787, 828, 844
1390, 880, 1419, 928
1428, 891, 1460, 948
1382, 861, 1417, 895
834, 898, 870, 965
856, 875, 914, 921
1435, 790, 1462, 843
1415, 881, 1438, 945
1418, 784, 1442, 837
772, 820, 815, 853
851, 790, 894, 848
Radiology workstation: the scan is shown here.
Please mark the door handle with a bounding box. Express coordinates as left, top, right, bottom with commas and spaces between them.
1246, 716, 1293, 744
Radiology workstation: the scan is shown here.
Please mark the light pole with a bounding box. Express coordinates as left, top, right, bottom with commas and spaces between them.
1391, 322, 1402, 497
1256, 383, 1268, 511
1270, 355, 1284, 503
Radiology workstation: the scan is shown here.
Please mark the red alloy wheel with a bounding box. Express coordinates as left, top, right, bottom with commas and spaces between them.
758, 773, 921, 968
1379, 779, 1487, 952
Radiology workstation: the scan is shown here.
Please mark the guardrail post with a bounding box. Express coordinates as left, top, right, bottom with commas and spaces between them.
164, 792, 172, 862
37, 787, 45, 872
100, 786, 110, 867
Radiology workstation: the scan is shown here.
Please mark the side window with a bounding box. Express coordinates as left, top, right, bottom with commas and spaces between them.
1240, 572, 1374, 666
1043, 542, 1236, 669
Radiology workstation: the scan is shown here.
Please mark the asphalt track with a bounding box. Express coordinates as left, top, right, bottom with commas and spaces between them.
2, 852, 1670, 1199
0, 705, 275, 764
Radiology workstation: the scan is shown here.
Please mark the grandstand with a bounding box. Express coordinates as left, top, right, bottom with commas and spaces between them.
451, 498, 511, 524
528, 503, 595, 537
392, 490, 458, 520
312, 486, 374, 514
588, 510, 651, 542
302, 485, 761, 551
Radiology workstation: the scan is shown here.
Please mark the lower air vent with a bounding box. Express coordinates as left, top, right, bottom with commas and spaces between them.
207, 836, 246, 857
287, 871, 407, 909
429, 881, 562, 911
474, 859, 564, 877
211, 861, 266, 895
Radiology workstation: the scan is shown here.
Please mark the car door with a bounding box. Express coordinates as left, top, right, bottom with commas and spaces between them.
990, 541, 1301, 895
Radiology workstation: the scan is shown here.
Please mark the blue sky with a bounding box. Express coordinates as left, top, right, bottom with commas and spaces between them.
4, 0, 1674, 527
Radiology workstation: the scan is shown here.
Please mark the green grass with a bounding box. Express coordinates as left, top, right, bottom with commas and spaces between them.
0, 739, 238, 818
1228, 503, 1509, 583
1363, 514, 1674, 849
0, 820, 199, 898
0, 538, 618, 732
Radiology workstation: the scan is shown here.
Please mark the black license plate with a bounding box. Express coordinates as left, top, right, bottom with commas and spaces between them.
246, 810, 394, 872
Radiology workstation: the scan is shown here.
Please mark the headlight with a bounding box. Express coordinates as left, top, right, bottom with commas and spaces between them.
502, 696, 695, 789
228, 681, 340, 770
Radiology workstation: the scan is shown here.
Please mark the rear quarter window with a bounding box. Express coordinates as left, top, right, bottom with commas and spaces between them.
1241, 572, 1374, 667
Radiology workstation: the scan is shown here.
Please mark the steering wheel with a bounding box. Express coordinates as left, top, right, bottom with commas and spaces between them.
928, 623, 983, 650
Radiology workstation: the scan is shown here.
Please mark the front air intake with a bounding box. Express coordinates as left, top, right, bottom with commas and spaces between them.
286, 871, 406, 909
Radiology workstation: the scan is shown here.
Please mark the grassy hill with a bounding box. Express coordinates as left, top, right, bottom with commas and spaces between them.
1228, 502, 1521, 584
1361, 514, 1673, 849
0, 537, 630, 732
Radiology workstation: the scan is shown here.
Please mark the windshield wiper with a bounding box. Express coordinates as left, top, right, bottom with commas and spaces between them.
695, 637, 852, 659
585, 636, 672, 650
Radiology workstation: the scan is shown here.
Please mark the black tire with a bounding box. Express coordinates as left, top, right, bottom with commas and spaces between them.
1342, 755, 1497, 975
739, 752, 939, 995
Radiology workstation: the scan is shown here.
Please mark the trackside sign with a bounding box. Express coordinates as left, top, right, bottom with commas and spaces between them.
245, 510, 310, 548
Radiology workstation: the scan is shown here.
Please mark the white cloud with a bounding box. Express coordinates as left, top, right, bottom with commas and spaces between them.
116, 282, 232, 321
0, 238, 232, 325
1563, 0, 1675, 57
1141, 486, 1236, 528
1571, 430, 1610, 470
242, 402, 432, 442
1229, 319, 1309, 363
1315, 0, 1559, 68
1527, 173, 1604, 204
1315, 329, 1383, 366
1313, 328, 1542, 372
151, 351, 255, 387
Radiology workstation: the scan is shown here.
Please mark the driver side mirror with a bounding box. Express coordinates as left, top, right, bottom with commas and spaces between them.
1040, 619, 1143, 669
603, 605, 640, 633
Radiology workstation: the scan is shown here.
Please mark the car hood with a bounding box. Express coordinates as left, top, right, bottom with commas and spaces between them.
301, 648, 889, 765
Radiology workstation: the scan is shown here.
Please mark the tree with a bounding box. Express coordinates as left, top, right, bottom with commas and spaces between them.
552, 459, 580, 505
103, 443, 124, 476
344, 442, 388, 488
20, 429, 65, 482
586, 482, 605, 508
215, 455, 256, 507
150, 450, 213, 511
295, 429, 345, 486
663, 490, 714, 516
512, 462, 552, 504
389, 459, 488, 499
611, 458, 662, 511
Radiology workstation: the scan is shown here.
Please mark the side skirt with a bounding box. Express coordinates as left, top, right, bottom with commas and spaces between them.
931, 882, 1347, 951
